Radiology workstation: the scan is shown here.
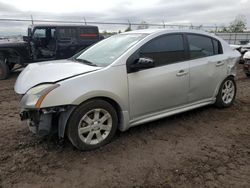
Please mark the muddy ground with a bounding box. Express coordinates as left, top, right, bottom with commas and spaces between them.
0, 65, 249, 188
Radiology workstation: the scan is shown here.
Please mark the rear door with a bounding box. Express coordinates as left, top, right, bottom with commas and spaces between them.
186, 34, 226, 103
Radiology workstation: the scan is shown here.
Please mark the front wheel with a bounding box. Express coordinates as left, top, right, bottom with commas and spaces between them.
0, 59, 10, 80
215, 77, 236, 108
8, 63, 14, 71
67, 99, 118, 151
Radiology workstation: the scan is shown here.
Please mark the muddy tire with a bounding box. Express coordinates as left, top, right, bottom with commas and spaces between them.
215, 77, 236, 108
67, 99, 118, 151
0, 59, 9, 80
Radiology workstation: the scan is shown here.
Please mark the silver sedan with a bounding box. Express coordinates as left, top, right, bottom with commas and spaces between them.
15, 29, 240, 150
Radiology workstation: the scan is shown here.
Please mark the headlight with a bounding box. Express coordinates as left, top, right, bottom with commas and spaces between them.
24, 84, 60, 108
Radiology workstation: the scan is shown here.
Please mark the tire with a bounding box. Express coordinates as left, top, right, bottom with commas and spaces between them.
67, 99, 118, 151
8, 63, 14, 71
246, 73, 250, 78
215, 77, 236, 108
0, 59, 10, 80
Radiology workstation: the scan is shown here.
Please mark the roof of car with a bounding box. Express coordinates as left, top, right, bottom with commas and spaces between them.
29, 24, 98, 28
124, 28, 220, 41
126, 28, 216, 36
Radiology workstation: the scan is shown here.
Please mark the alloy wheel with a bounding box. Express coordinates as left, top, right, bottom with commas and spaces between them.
78, 108, 112, 145
221, 80, 235, 104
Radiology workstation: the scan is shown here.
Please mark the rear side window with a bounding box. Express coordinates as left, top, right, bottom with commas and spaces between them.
212, 39, 223, 55
58, 28, 77, 39
79, 28, 98, 39
187, 34, 214, 59
140, 34, 186, 66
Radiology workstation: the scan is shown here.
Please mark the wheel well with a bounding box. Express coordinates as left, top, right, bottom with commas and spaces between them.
61, 97, 123, 138
0, 49, 22, 64
85, 97, 123, 124
227, 75, 235, 79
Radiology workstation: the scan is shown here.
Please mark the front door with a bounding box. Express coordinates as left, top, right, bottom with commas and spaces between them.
31, 27, 56, 61
127, 34, 190, 120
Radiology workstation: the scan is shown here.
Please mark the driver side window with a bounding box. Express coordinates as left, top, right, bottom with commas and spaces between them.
140, 34, 186, 67
33, 29, 46, 38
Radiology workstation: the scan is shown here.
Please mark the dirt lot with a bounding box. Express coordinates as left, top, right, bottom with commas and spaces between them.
0, 65, 249, 188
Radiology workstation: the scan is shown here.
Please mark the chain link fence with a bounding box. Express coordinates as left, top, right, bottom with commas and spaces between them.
0, 18, 250, 44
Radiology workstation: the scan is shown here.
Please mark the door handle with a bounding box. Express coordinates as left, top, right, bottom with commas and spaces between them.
176, 70, 188, 76
216, 61, 225, 67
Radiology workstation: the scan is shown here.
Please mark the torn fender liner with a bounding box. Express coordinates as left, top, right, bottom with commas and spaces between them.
28, 113, 52, 137
58, 106, 76, 138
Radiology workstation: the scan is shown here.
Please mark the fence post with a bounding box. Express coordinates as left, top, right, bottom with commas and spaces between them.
30, 15, 34, 25
83, 17, 87, 25
128, 19, 131, 30
234, 33, 237, 44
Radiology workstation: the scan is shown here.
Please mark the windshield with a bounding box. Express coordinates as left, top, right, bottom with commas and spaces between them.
75, 33, 147, 67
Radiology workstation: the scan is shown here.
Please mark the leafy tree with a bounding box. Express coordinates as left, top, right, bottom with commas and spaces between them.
228, 15, 247, 32
217, 25, 228, 33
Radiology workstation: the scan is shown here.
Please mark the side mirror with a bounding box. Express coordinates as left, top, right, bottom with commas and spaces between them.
23, 36, 30, 42
130, 57, 155, 72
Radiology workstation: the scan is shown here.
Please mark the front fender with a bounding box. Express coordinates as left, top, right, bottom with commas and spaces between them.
72, 90, 127, 110
40, 65, 129, 111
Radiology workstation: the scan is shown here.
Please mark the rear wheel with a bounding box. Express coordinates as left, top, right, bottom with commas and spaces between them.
0, 59, 9, 80
67, 99, 118, 151
215, 77, 236, 108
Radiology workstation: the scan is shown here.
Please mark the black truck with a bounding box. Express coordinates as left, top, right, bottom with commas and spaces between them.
0, 24, 103, 80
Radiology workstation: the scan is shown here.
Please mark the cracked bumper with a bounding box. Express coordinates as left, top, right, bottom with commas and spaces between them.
20, 110, 52, 136
20, 106, 76, 138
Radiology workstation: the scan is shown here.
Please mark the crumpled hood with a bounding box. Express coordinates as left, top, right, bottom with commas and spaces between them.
14, 59, 101, 94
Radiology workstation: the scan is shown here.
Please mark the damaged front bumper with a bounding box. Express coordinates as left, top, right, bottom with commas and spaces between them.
20, 106, 76, 138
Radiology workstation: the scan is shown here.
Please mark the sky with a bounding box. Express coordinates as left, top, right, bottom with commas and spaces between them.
0, 0, 249, 36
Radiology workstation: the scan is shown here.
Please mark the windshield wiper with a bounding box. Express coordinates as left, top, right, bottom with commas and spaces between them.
74, 58, 98, 67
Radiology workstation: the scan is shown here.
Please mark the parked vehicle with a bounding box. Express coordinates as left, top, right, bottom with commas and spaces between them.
240, 42, 250, 54
243, 51, 250, 77
230, 43, 250, 64
15, 29, 240, 150
0, 24, 102, 80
